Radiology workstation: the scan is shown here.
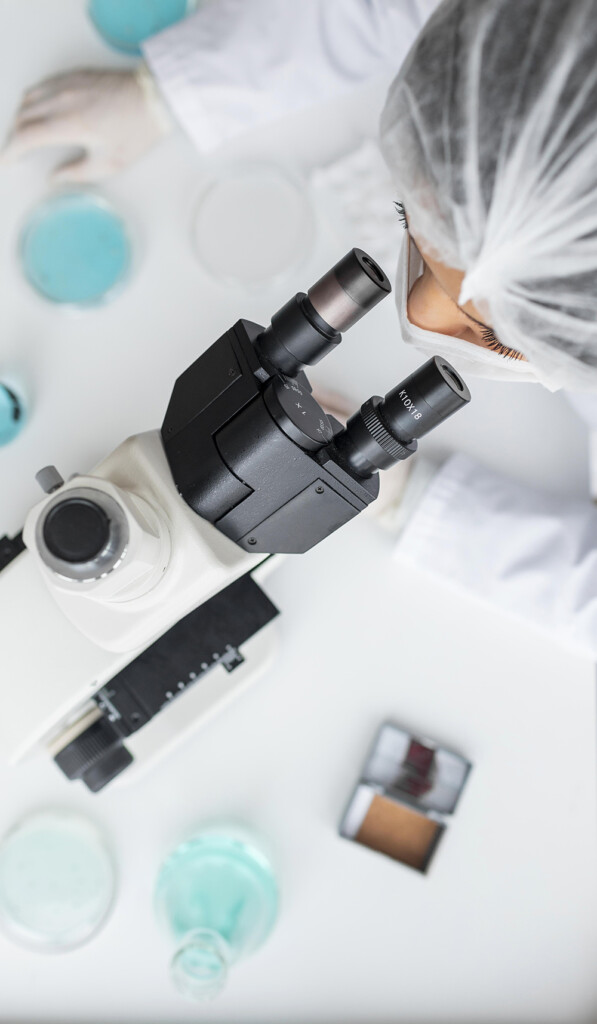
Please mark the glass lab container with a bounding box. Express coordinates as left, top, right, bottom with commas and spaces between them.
88, 0, 198, 55
155, 828, 279, 1000
0, 382, 26, 446
0, 809, 116, 951
191, 160, 316, 291
19, 190, 134, 309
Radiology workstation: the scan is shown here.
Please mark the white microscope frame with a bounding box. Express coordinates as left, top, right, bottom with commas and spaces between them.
1, 430, 278, 784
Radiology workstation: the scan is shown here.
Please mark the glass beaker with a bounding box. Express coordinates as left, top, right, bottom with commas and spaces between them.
155, 828, 279, 1000
19, 190, 134, 308
0, 383, 25, 446
88, 0, 198, 54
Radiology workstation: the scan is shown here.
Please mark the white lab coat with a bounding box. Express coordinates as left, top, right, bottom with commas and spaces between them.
143, 0, 440, 152
144, 0, 597, 660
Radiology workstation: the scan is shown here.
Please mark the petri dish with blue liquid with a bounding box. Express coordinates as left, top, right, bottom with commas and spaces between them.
0, 809, 115, 952
0, 383, 25, 446
88, 0, 197, 54
19, 191, 133, 308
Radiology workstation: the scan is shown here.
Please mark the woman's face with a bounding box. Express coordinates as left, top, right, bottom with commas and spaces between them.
407, 235, 525, 361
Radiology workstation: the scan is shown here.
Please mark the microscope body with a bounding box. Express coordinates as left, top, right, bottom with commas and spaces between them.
0, 249, 470, 792
0, 532, 276, 786
2, 427, 276, 785
162, 316, 381, 555
23, 429, 265, 653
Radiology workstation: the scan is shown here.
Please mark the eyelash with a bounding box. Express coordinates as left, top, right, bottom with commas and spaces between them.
396, 201, 523, 362
480, 327, 524, 361
394, 201, 408, 230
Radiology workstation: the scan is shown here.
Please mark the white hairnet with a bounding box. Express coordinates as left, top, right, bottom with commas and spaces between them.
380, 0, 597, 391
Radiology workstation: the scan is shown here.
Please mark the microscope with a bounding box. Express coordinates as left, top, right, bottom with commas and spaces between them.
0, 250, 470, 792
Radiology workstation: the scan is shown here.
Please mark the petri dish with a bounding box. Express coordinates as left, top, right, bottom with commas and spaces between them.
0, 809, 115, 952
191, 162, 316, 290
19, 191, 133, 308
88, 0, 197, 54
0, 383, 26, 446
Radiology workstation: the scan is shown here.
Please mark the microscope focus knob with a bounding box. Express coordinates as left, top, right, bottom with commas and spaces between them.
35, 465, 64, 494
54, 716, 133, 793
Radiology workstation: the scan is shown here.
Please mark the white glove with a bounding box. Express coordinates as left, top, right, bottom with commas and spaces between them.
1, 66, 172, 182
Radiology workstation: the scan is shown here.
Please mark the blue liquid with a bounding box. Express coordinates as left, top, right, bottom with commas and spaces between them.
0, 810, 115, 951
20, 193, 131, 306
0, 385, 25, 446
155, 833, 278, 999
88, 0, 194, 54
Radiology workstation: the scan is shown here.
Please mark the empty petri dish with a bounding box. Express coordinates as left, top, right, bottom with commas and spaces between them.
19, 191, 133, 307
0, 809, 115, 952
191, 162, 316, 290
0, 383, 26, 446
88, 0, 197, 54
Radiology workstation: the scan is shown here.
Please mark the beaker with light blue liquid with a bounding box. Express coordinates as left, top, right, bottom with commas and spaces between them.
155, 829, 279, 1000
0, 384, 26, 446
19, 191, 133, 307
88, 0, 197, 54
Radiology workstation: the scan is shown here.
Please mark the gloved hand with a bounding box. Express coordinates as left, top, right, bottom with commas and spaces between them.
1, 66, 172, 182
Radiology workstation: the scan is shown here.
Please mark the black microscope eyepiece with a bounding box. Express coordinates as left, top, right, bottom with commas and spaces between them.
382, 357, 470, 442
162, 247, 472, 555
254, 249, 391, 377
334, 356, 471, 478
306, 248, 392, 333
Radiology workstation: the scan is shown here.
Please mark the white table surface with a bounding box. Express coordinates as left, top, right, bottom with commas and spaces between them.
0, 4, 596, 1022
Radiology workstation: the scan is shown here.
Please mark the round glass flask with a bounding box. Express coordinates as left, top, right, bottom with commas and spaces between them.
155, 830, 279, 1000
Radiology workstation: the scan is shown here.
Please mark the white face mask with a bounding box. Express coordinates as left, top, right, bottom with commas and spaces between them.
396, 234, 540, 384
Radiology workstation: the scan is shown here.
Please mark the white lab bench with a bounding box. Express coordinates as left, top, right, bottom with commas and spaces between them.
0, 3, 596, 1022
